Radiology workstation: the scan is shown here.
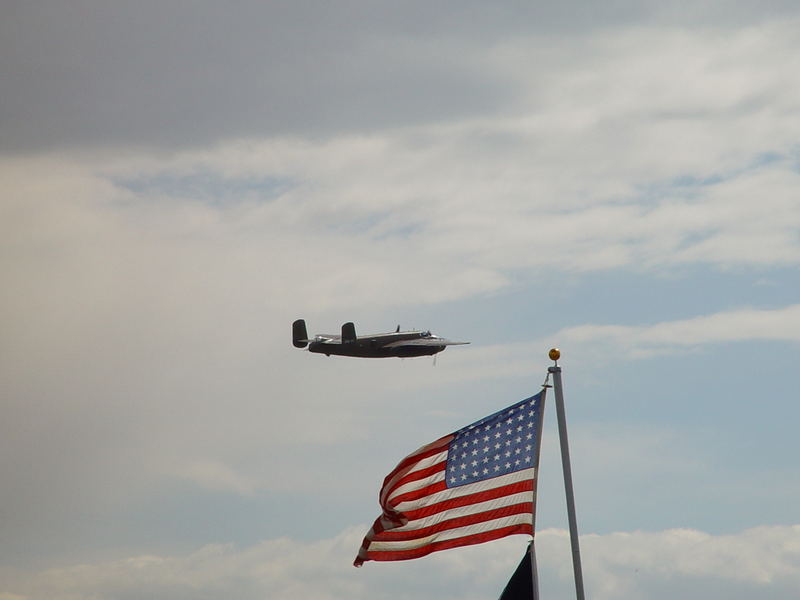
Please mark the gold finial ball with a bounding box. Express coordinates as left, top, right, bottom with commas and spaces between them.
548, 348, 561, 361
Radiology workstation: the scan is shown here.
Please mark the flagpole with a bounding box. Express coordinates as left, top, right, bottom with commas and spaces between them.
529, 378, 549, 600
529, 540, 540, 600
549, 349, 586, 600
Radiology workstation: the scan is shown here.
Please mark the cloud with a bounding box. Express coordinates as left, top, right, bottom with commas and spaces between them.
2, 142, 797, 564
3, 7, 800, 578
555, 303, 800, 359
3, 525, 799, 600
2, 4, 800, 152
396, 303, 800, 386
180, 460, 258, 496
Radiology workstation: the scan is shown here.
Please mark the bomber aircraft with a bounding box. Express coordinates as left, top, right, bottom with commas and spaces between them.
293, 319, 468, 358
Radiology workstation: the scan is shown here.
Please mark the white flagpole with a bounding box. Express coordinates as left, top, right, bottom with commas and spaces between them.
529, 377, 549, 600
529, 540, 540, 600
549, 349, 586, 600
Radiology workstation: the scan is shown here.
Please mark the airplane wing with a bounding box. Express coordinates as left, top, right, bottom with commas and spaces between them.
383, 338, 469, 347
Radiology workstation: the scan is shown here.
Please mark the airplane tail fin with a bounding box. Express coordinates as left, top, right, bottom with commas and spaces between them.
341, 322, 357, 343
293, 319, 309, 348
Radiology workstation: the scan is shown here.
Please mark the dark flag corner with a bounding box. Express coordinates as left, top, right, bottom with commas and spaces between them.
499, 544, 534, 600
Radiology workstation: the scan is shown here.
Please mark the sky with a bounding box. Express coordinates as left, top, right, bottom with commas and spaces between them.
2, 1, 800, 598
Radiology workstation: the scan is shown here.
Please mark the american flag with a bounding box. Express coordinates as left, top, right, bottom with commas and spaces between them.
354, 392, 544, 566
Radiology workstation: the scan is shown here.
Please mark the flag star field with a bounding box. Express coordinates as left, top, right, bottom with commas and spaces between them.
446, 396, 541, 486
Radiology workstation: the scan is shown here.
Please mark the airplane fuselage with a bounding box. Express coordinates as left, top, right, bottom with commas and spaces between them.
308, 333, 445, 358
293, 319, 466, 359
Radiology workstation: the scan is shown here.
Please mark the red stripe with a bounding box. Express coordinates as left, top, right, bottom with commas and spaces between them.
402, 479, 534, 521
388, 479, 447, 507
386, 435, 451, 480
379, 438, 451, 502
386, 461, 446, 495
374, 479, 533, 536
363, 524, 533, 562
372, 503, 532, 542
365, 513, 397, 538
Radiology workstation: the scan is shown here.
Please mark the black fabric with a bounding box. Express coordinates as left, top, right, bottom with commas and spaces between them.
498, 546, 533, 600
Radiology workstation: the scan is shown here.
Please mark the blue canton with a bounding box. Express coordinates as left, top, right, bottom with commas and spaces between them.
445, 393, 542, 488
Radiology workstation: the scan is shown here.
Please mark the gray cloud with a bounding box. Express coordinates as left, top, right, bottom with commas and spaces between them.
0, 1, 510, 152
3, 1, 799, 152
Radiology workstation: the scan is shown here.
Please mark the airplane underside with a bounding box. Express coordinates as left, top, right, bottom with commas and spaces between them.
307, 343, 445, 358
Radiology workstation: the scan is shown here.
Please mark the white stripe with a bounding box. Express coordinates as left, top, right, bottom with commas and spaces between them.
391, 468, 535, 511
381, 448, 448, 501
384, 490, 533, 534
366, 513, 532, 552
385, 467, 446, 503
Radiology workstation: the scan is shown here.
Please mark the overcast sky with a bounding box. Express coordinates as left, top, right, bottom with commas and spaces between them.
2, 2, 800, 599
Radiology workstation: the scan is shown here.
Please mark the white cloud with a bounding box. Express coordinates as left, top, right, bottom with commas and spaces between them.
180, 460, 258, 496
3, 526, 799, 600
386, 303, 800, 387
575, 525, 800, 598
557, 303, 800, 360
2, 143, 796, 540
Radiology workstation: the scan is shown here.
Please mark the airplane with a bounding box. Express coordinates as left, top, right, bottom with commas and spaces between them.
292, 319, 469, 358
